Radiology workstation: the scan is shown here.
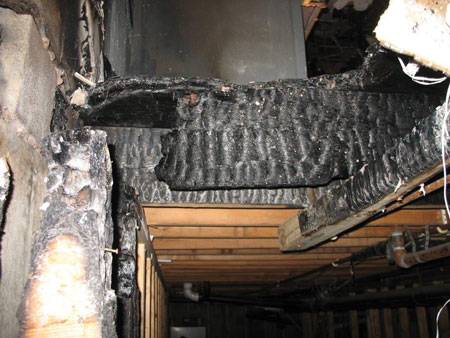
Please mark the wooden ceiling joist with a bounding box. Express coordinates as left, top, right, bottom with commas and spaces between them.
144, 203, 448, 294
145, 207, 299, 227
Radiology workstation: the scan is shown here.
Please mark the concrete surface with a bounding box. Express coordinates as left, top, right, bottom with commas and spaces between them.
0, 7, 56, 337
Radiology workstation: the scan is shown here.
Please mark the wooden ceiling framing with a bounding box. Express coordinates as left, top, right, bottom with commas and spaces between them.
143, 205, 448, 293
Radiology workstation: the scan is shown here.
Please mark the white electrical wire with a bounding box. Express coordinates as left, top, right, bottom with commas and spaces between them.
398, 57, 450, 338
437, 78, 450, 338
441, 83, 450, 219
398, 57, 448, 85
436, 298, 450, 338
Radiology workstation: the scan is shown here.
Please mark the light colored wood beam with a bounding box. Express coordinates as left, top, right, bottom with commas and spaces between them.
153, 237, 386, 250
155, 247, 367, 255
137, 243, 146, 338
145, 207, 299, 226
149, 223, 445, 239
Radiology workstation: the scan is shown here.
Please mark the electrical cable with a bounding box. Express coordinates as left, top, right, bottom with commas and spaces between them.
441, 83, 450, 219
435, 298, 450, 338
398, 57, 448, 85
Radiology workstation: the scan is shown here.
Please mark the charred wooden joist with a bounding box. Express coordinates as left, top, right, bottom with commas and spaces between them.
78, 49, 441, 191
279, 104, 450, 251
101, 126, 311, 206
19, 128, 116, 337
113, 185, 139, 338
156, 88, 437, 189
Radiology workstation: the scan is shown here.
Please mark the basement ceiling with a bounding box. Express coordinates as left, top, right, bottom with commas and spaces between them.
74, 0, 450, 303
144, 204, 450, 295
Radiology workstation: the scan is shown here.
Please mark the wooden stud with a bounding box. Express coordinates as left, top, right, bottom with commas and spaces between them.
398, 306, 410, 337
382, 308, 394, 338
145, 257, 152, 338
301, 313, 314, 337
328, 312, 335, 338
416, 307, 429, 338
366, 290, 381, 338
437, 304, 450, 338
150, 265, 156, 338
350, 309, 359, 338
137, 243, 146, 338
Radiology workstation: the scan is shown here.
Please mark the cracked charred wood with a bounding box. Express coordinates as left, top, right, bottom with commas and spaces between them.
19, 128, 116, 337
279, 104, 450, 251
155, 88, 438, 190
77, 46, 442, 191
0, 158, 10, 227
100, 126, 312, 206
114, 185, 139, 338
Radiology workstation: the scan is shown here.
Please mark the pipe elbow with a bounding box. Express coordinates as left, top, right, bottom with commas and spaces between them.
183, 283, 200, 302
391, 231, 409, 268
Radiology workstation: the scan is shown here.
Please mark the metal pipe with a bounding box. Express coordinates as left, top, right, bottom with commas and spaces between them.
183, 283, 200, 302
391, 231, 450, 268
401, 242, 450, 268
391, 231, 407, 268
322, 283, 450, 307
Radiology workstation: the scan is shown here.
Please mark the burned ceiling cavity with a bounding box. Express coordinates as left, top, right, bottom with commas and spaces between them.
76, 46, 445, 201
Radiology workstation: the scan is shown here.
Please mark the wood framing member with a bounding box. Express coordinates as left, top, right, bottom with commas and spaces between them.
279, 104, 450, 251
19, 129, 116, 337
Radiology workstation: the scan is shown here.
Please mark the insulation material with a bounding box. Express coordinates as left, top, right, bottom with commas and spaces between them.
375, 0, 450, 76
19, 128, 116, 337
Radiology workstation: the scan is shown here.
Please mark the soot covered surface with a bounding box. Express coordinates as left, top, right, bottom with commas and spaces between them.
156, 88, 437, 189
79, 46, 444, 193
100, 126, 312, 206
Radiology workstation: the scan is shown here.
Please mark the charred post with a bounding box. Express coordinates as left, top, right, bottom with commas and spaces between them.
19, 128, 116, 337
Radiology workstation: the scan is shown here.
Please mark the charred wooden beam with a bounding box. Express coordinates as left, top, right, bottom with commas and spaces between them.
79, 47, 443, 191
279, 104, 450, 251
0, 158, 10, 227
155, 87, 438, 190
114, 185, 139, 338
19, 128, 116, 337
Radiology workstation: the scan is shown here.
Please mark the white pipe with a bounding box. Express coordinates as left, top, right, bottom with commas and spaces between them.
183, 283, 200, 302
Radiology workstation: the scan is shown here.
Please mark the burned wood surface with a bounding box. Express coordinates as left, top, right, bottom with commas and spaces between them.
0, 158, 10, 227
101, 126, 312, 206
19, 128, 116, 337
113, 185, 139, 338
279, 104, 450, 251
156, 88, 436, 190
78, 46, 442, 192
